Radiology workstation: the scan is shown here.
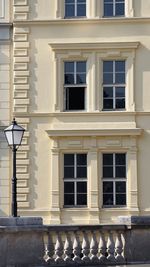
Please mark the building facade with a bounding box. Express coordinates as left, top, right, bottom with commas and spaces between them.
0, 0, 11, 216
2, 0, 150, 225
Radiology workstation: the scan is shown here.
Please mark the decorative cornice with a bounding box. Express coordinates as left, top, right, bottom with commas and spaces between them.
46, 128, 142, 137
49, 42, 140, 51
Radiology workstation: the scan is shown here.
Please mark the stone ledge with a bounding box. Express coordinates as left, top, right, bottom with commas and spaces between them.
118, 216, 150, 225
0, 217, 43, 226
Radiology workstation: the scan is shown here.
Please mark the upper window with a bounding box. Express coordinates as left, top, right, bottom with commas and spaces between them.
64, 153, 87, 206
103, 60, 125, 110
65, 0, 86, 18
102, 153, 126, 206
104, 0, 125, 17
64, 61, 86, 111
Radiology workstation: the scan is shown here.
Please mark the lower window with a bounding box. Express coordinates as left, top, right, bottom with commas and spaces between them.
102, 153, 126, 206
64, 153, 87, 206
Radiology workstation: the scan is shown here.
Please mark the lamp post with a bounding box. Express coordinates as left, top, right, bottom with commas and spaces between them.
4, 118, 25, 217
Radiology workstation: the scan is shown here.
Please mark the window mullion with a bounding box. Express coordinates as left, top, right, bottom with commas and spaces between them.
74, 62, 76, 84
113, 0, 116, 16
75, 0, 77, 17
113, 181, 116, 205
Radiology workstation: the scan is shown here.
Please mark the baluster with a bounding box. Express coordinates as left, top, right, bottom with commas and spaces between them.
72, 231, 81, 263
115, 231, 125, 262
98, 232, 107, 263
54, 232, 64, 263
90, 231, 99, 263
43, 232, 50, 263
64, 232, 72, 263
81, 231, 90, 263
107, 231, 116, 262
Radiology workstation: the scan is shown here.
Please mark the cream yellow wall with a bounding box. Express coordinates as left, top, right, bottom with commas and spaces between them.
12, 0, 150, 224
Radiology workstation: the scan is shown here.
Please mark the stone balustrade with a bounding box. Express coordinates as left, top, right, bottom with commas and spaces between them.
43, 225, 126, 265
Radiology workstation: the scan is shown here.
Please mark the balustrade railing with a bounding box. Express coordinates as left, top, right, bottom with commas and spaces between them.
43, 225, 126, 265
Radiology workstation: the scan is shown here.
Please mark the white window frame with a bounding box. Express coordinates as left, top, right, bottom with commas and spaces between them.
103, 60, 126, 110
103, 0, 125, 17
64, 153, 87, 207
64, 0, 86, 18
102, 152, 126, 207
64, 60, 87, 111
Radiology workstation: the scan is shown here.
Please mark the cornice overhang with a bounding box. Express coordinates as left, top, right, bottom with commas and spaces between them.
49, 42, 140, 51
46, 128, 142, 138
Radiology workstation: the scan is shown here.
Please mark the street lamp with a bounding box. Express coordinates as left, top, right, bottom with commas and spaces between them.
4, 118, 25, 217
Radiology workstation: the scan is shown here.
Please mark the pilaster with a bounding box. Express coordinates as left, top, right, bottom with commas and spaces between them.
13, 0, 30, 210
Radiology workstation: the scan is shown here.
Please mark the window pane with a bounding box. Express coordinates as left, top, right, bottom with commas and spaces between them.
64, 154, 74, 165
116, 3, 124, 16
103, 154, 113, 165
66, 87, 85, 110
77, 194, 87, 205
65, 74, 74, 84
103, 194, 113, 205
78, 0, 86, 3
103, 166, 113, 178
116, 166, 126, 178
103, 182, 113, 193
116, 181, 126, 193
77, 182, 87, 193
77, 4, 86, 16
64, 182, 74, 193
103, 73, 113, 84
103, 61, 113, 72
116, 194, 126, 205
77, 167, 87, 178
115, 61, 125, 72
77, 154, 87, 165
65, 62, 74, 72
76, 74, 86, 84
76, 61, 86, 72
64, 194, 74, 205
115, 73, 125, 84
116, 98, 125, 109
103, 99, 113, 109
103, 87, 113, 97
64, 167, 74, 178
116, 87, 125, 97
104, 3, 113, 16
65, 5, 75, 17
115, 153, 126, 165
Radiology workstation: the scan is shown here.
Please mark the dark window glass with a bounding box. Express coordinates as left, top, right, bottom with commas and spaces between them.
77, 4, 86, 16
64, 154, 74, 165
116, 87, 125, 97
116, 166, 126, 178
77, 167, 87, 178
116, 3, 124, 16
65, 5, 75, 17
77, 61, 86, 72
116, 194, 126, 205
115, 153, 126, 165
66, 87, 85, 110
103, 194, 113, 205
77, 182, 87, 193
76, 74, 86, 84
64, 194, 74, 205
103, 73, 113, 84
115, 61, 125, 72
115, 73, 125, 84
64, 166, 74, 178
116, 181, 126, 193
103, 167, 113, 178
103, 61, 113, 72
65, 74, 74, 84
103, 182, 113, 193
77, 154, 87, 165
103, 99, 113, 109
116, 98, 125, 109
103, 87, 113, 98
104, 3, 113, 16
64, 182, 74, 193
103, 154, 113, 165
77, 194, 87, 205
